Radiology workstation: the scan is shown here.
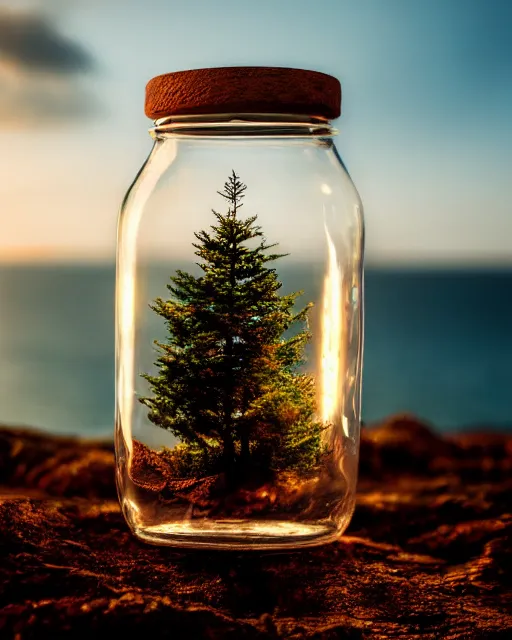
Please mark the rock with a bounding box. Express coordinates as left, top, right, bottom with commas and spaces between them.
0, 417, 511, 639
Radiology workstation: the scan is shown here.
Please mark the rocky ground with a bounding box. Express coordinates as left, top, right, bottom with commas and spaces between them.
0, 415, 511, 639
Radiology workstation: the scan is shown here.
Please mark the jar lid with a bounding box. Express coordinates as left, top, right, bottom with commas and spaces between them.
145, 66, 341, 121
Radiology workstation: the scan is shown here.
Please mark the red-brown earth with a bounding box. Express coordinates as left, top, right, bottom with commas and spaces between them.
0, 414, 511, 639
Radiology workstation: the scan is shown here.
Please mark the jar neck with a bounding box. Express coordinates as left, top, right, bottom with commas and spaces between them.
150, 114, 337, 139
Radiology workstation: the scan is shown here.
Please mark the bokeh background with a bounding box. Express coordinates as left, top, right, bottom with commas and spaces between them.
1, 0, 511, 436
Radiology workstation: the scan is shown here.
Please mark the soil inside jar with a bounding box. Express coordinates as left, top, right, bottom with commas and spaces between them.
128, 439, 346, 520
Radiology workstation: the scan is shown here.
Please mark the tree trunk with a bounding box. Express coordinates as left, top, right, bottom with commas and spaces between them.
222, 431, 236, 484
240, 430, 250, 466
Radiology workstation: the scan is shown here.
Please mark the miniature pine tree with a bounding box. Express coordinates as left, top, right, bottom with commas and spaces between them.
140, 171, 325, 480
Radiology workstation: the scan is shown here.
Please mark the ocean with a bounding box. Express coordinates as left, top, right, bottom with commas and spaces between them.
0, 264, 511, 437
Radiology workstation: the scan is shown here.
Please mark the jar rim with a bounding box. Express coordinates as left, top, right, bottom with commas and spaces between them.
150, 114, 338, 139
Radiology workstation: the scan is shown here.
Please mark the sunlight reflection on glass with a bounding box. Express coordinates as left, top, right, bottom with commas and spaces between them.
321, 223, 347, 436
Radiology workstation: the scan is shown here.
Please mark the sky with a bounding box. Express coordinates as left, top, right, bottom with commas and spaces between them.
0, 0, 511, 265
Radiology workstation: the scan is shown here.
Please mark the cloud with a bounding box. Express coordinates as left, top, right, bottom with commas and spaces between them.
0, 10, 93, 73
0, 9, 98, 125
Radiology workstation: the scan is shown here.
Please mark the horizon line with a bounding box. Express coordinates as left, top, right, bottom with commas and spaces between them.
1, 255, 512, 271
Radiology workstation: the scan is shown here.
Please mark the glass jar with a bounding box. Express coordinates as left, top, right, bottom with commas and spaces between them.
115, 67, 364, 550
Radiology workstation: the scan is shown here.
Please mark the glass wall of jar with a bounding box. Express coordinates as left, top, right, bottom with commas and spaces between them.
115, 67, 364, 550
